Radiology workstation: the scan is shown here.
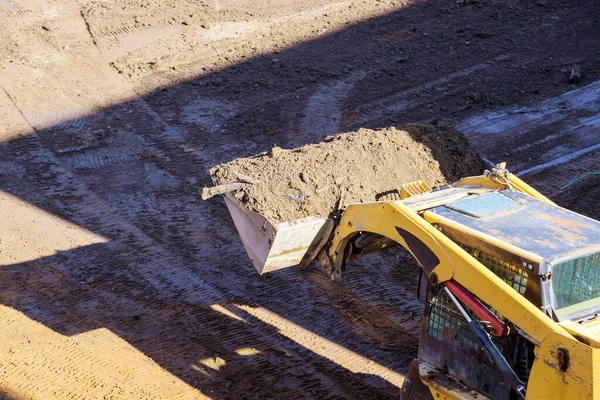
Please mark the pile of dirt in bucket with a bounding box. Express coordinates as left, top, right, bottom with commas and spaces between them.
209, 124, 483, 223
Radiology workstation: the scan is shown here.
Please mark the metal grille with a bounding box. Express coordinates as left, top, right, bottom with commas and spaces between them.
425, 242, 527, 353
426, 288, 477, 349
457, 243, 528, 295
553, 252, 600, 310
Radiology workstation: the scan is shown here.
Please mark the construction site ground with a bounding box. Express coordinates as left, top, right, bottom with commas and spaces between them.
0, 0, 599, 398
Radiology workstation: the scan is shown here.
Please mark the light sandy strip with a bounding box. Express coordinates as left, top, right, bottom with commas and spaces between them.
236, 304, 406, 388
0, 306, 205, 400
517, 142, 600, 176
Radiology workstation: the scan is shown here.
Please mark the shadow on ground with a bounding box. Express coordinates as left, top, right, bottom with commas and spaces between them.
1, 0, 599, 398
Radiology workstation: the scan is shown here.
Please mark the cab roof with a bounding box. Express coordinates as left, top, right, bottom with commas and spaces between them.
430, 190, 600, 263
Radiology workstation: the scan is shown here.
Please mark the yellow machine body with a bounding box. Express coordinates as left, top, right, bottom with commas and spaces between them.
317, 166, 600, 399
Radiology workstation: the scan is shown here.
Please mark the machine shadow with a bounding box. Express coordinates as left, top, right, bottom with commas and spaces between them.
0, 247, 407, 398
0, 0, 595, 397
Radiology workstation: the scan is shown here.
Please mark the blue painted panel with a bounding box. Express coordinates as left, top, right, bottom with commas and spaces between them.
433, 190, 600, 261
446, 192, 521, 218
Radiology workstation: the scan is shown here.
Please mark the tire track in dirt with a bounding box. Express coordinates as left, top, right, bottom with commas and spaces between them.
0, 0, 33, 16
1, 5, 420, 397
343, 52, 540, 130
88, 0, 400, 93
4, 136, 228, 304
0, 305, 205, 400
2, 105, 399, 399
458, 79, 600, 173
519, 149, 600, 221
301, 71, 366, 136
0, 88, 215, 398
183, 301, 387, 399
0, 0, 236, 311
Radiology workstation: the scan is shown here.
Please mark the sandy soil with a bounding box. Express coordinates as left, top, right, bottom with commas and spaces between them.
212, 125, 481, 223
0, 0, 598, 398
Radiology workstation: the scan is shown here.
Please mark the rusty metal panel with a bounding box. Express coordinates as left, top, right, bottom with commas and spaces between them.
446, 191, 522, 218
432, 190, 600, 261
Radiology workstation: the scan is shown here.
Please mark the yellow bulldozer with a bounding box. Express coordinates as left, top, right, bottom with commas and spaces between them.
211, 162, 600, 399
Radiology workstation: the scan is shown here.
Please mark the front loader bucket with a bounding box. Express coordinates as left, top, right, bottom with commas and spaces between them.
221, 192, 333, 274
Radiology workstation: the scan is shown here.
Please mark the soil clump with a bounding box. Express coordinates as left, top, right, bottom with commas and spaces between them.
210, 124, 483, 223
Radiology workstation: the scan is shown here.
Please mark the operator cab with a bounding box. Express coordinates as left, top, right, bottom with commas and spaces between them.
426, 189, 600, 324
406, 187, 600, 399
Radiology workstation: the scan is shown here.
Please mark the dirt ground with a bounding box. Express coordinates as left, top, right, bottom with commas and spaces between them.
0, 0, 599, 399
